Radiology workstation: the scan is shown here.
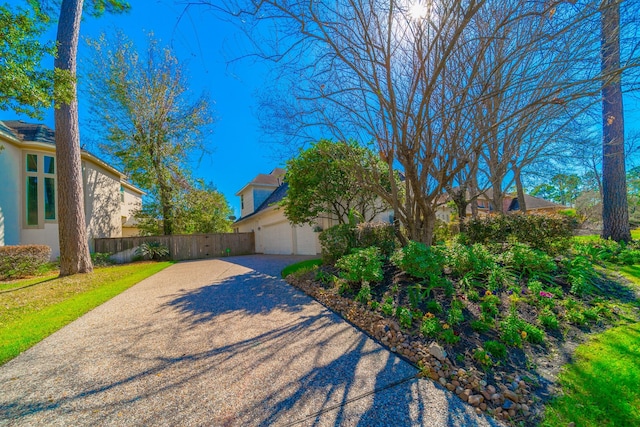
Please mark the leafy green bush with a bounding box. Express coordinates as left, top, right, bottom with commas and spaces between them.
447, 299, 465, 326
440, 328, 460, 344
471, 319, 491, 333
0, 245, 52, 280
473, 348, 493, 369
135, 242, 169, 260
91, 252, 114, 267
522, 323, 545, 344
355, 284, 372, 304
336, 246, 384, 284
464, 212, 576, 254
381, 296, 394, 316
484, 340, 507, 359
408, 284, 431, 309
391, 241, 445, 284
539, 308, 559, 330
396, 306, 413, 328
319, 224, 356, 263
563, 255, 597, 296
420, 316, 440, 337
500, 242, 557, 280
355, 222, 396, 257
446, 243, 497, 284
480, 292, 500, 322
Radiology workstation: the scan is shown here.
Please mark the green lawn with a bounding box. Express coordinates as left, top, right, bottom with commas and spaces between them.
574, 228, 640, 242
281, 258, 322, 278
542, 260, 640, 427
0, 262, 171, 365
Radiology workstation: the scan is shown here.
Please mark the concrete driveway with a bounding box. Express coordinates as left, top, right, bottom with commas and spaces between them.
0, 255, 499, 426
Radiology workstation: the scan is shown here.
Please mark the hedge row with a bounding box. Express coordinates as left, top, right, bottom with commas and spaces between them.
0, 245, 52, 280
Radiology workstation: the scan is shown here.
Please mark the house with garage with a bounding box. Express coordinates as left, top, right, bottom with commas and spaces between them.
0, 120, 144, 259
233, 168, 395, 255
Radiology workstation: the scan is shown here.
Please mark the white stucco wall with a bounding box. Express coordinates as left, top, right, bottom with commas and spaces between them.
83, 161, 122, 240
0, 141, 21, 246
21, 223, 60, 259
239, 188, 255, 219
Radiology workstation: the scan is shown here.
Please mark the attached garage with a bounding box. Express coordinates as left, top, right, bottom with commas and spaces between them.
259, 220, 294, 255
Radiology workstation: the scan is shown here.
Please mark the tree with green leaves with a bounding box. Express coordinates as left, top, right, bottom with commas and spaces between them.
0, 3, 55, 118
84, 31, 215, 235
135, 181, 232, 235
531, 174, 582, 207
173, 181, 232, 234
282, 140, 391, 226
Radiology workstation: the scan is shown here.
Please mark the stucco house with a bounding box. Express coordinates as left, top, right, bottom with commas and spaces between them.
0, 120, 144, 259
233, 168, 394, 255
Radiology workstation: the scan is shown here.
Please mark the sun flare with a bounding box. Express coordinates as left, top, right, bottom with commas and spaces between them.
409, 1, 429, 20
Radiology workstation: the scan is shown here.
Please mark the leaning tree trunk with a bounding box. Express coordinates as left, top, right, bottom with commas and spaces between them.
55, 0, 93, 276
601, 0, 631, 242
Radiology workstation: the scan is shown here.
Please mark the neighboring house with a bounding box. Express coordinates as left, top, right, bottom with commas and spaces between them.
473, 188, 566, 215
233, 168, 393, 255
0, 120, 144, 259
442, 188, 566, 220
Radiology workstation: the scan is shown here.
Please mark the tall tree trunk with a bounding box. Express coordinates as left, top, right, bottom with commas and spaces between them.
601, 0, 631, 242
55, 0, 93, 276
514, 167, 527, 213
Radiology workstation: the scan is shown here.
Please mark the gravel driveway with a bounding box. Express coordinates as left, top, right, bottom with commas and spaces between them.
0, 255, 500, 426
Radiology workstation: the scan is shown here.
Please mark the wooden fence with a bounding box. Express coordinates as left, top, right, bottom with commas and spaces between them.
94, 232, 255, 262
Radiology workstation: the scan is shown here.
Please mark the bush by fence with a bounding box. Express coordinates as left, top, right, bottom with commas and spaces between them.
0, 245, 52, 280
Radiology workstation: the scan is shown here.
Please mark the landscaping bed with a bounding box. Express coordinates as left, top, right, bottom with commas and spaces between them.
284, 227, 640, 426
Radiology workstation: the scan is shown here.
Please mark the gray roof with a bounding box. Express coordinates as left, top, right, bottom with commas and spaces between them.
235, 182, 289, 223
2, 121, 55, 144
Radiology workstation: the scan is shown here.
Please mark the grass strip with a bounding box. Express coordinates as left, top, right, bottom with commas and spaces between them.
541, 322, 640, 427
281, 258, 322, 278
0, 262, 171, 365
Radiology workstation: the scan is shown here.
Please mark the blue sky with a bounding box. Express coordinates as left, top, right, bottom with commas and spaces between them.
4, 1, 640, 217
6, 0, 277, 218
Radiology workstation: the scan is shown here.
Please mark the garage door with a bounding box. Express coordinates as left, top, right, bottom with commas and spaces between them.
261, 222, 293, 254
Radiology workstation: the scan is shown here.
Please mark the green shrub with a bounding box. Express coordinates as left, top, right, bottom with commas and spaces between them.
420, 317, 440, 337
473, 348, 493, 369
336, 246, 384, 284
447, 299, 465, 326
563, 255, 597, 296
391, 241, 445, 283
425, 299, 443, 314
464, 212, 576, 254
447, 243, 497, 279
480, 292, 500, 321
319, 224, 356, 263
407, 284, 431, 309
471, 319, 491, 333
500, 309, 525, 347
136, 242, 169, 260
381, 297, 394, 316
522, 323, 545, 344
355, 222, 396, 257
396, 306, 413, 328
0, 245, 52, 280
355, 284, 372, 304
440, 328, 460, 344
500, 242, 557, 280
539, 308, 559, 330
91, 252, 115, 267
484, 340, 507, 359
